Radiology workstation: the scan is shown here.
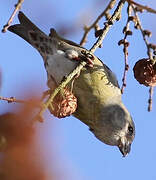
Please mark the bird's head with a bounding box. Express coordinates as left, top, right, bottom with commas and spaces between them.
89, 103, 135, 157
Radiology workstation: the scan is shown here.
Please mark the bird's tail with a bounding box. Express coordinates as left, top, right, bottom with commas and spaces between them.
8, 11, 55, 58
8, 11, 47, 44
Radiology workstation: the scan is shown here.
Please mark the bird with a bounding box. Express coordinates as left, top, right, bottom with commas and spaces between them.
8, 11, 135, 157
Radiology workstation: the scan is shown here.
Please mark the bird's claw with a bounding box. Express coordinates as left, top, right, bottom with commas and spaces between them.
65, 49, 94, 68
81, 50, 94, 67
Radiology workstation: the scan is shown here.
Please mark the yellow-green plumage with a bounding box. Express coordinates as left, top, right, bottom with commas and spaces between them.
73, 57, 121, 126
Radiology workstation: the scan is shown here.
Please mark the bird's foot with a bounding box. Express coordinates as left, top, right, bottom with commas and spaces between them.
65, 49, 94, 67
80, 50, 94, 67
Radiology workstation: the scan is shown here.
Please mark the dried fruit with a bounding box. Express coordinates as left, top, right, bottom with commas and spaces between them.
48, 88, 77, 118
133, 58, 156, 86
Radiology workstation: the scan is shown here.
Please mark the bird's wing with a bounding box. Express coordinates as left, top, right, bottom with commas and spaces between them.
102, 62, 120, 89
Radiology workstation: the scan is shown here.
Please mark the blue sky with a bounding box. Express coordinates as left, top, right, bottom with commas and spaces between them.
1, 0, 156, 179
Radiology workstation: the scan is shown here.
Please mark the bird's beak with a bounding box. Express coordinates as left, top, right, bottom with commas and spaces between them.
118, 138, 131, 157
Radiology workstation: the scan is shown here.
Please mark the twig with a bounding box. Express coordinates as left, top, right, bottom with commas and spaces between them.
148, 86, 154, 111
90, 0, 126, 53
80, 0, 117, 46
126, 0, 156, 14
2, 0, 24, 33
0, 96, 41, 107
120, 5, 132, 94
132, 5, 152, 59
0, 96, 26, 103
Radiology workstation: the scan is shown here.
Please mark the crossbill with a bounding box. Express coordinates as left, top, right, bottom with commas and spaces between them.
8, 12, 135, 156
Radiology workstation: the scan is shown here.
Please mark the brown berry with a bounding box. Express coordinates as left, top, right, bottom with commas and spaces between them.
133, 58, 156, 86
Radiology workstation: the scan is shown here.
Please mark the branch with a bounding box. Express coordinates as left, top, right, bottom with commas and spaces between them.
0, 96, 27, 103
2, 0, 24, 33
126, 0, 156, 14
148, 86, 154, 111
90, 0, 126, 53
0, 96, 41, 107
120, 5, 132, 94
80, 0, 117, 46
132, 5, 152, 59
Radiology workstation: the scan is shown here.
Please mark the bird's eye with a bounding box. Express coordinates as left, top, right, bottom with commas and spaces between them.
128, 126, 133, 136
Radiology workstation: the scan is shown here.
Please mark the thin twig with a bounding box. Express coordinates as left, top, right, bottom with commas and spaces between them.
2, 0, 24, 33
80, 0, 117, 46
90, 0, 126, 53
148, 86, 154, 111
133, 8, 151, 55
132, 5, 152, 59
126, 0, 156, 14
0, 96, 26, 103
0, 96, 41, 107
121, 5, 132, 94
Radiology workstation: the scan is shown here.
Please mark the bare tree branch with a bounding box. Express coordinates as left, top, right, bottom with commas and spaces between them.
2, 0, 24, 33
80, 0, 117, 46
126, 0, 156, 14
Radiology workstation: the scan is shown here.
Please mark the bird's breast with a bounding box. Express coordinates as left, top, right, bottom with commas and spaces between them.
45, 50, 78, 85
